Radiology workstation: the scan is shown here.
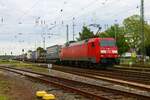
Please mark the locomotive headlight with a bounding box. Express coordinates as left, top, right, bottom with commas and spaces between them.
112, 50, 118, 54
100, 50, 106, 54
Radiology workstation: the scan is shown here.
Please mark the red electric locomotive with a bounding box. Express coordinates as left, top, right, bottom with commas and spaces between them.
60, 38, 119, 66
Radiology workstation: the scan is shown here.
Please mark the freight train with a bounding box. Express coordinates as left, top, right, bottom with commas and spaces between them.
16, 37, 120, 68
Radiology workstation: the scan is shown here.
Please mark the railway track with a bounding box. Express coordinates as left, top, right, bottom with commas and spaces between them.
50, 65, 150, 83
114, 65, 150, 72
120, 64, 150, 68
21, 63, 150, 87
28, 63, 150, 90
0, 66, 150, 100
49, 65, 150, 90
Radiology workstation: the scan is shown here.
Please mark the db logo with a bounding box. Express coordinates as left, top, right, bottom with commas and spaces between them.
107, 50, 111, 53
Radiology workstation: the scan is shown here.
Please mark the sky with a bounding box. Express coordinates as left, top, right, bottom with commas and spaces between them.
0, 0, 150, 55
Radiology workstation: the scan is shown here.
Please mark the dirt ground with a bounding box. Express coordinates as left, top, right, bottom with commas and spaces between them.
0, 70, 89, 100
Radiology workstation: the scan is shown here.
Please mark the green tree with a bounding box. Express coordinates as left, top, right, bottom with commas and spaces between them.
36, 47, 46, 53
77, 26, 95, 41
123, 15, 150, 54
123, 15, 142, 52
145, 26, 150, 56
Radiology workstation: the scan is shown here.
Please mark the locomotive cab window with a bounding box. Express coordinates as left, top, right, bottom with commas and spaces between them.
100, 40, 116, 46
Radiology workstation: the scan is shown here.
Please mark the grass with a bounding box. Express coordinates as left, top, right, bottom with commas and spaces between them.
0, 76, 10, 100
0, 79, 10, 93
0, 59, 30, 66
0, 95, 9, 100
0, 59, 48, 73
0, 81, 9, 91
120, 58, 150, 66
0, 60, 43, 100
0, 59, 35, 67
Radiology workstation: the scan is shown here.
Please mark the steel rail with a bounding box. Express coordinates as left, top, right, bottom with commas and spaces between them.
49, 65, 150, 91
13, 63, 150, 90
0, 66, 112, 100
0, 66, 150, 100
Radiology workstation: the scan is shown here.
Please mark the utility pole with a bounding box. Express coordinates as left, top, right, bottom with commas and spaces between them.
40, 19, 46, 50
114, 20, 118, 41
43, 36, 45, 49
66, 24, 69, 45
140, 0, 145, 62
35, 41, 37, 50
1, 17, 4, 23
72, 17, 75, 41
22, 49, 24, 61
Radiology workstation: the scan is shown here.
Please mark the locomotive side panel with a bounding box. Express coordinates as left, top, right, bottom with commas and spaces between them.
87, 39, 100, 63
60, 38, 101, 63
60, 40, 90, 61
60, 42, 88, 61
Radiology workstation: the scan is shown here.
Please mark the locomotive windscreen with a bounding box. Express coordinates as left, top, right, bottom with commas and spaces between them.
100, 40, 116, 46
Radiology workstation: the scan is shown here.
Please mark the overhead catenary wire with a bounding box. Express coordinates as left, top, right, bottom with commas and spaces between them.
9, 0, 139, 32
16, 0, 41, 24
44, 0, 103, 27
44, 0, 110, 33
1, 0, 141, 35
48, 9, 139, 41
50, 1, 139, 33
46, 0, 137, 30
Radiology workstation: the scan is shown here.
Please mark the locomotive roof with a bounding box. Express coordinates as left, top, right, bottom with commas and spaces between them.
63, 37, 115, 47
100, 38, 115, 40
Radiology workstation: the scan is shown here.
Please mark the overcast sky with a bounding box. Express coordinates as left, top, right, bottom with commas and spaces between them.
0, 0, 150, 55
